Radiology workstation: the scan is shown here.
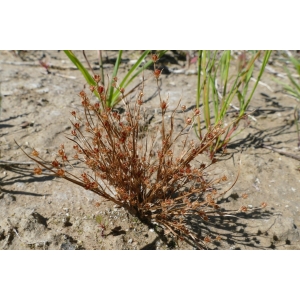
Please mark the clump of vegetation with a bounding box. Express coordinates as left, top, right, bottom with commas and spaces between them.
195, 50, 272, 154
18, 55, 266, 249
277, 51, 300, 148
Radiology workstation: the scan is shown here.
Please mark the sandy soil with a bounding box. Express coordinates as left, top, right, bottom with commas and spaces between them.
1, 50, 300, 250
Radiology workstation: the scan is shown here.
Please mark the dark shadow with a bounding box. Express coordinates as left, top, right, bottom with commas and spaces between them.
0, 187, 49, 197
140, 237, 160, 250
143, 79, 163, 104
185, 206, 275, 250
32, 211, 48, 227
0, 124, 14, 129
227, 121, 297, 153
60, 234, 85, 250
0, 164, 55, 196
0, 112, 31, 123
137, 191, 279, 250
107, 226, 126, 236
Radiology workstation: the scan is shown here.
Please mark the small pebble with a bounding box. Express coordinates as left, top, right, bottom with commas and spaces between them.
128, 239, 133, 244
247, 205, 253, 209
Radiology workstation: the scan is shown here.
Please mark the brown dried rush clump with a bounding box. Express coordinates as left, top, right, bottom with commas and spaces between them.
19, 59, 265, 249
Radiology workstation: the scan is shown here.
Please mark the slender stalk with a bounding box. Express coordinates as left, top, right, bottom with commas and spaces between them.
98, 50, 105, 86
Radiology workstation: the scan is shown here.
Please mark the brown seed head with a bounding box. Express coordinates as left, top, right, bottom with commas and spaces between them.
152, 54, 159, 62
194, 108, 200, 115
31, 149, 39, 157
52, 160, 60, 168
160, 100, 167, 111
215, 235, 222, 241
93, 75, 101, 83
204, 236, 211, 243
221, 175, 227, 181
33, 167, 42, 175
186, 118, 192, 125
79, 90, 86, 98
240, 205, 248, 212
97, 86, 104, 94
261, 202, 267, 208
58, 149, 64, 156
56, 169, 65, 177
154, 69, 161, 79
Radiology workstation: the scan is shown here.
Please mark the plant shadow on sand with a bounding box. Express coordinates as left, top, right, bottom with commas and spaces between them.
140, 193, 276, 250
0, 164, 54, 197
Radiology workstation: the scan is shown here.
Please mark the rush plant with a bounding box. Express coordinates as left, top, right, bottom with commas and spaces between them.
18, 55, 266, 249
277, 52, 300, 148
196, 50, 272, 155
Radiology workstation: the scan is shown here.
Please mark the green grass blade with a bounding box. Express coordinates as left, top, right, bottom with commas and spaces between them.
196, 50, 202, 109
285, 68, 300, 96
221, 51, 231, 98
289, 56, 300, 75
64, 50, 96, 86
242, 50, 272, 115
119, 50, 151, 88
110, 50, 168, 106
107, 50, 123, 105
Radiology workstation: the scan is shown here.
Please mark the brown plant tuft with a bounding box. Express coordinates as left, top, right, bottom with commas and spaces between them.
17, 64, 267, 249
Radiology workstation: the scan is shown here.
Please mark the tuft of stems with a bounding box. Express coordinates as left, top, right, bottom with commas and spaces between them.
279, 53, 300, 101
196, 50, 272, 154
276, 52, 300, 148
18, 57, 266, 249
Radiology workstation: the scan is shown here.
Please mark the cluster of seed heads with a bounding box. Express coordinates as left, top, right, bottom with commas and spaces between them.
22, 54, 267, 249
